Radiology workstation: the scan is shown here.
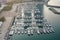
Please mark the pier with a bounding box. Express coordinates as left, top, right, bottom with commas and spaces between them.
49, 7, 60, 14
47, 5, 60, 8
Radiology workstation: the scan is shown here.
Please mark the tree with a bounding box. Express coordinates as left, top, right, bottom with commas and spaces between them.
0, 17, 6, 22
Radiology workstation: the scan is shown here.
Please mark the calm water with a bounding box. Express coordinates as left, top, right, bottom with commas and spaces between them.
10, 0, 60, 40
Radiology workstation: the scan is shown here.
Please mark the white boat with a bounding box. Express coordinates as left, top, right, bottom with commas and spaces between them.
28, 29, 30, 35
47, 26, 52, 33
25, 31, 27, 34
35, 10, 37, 13
50, 27, 55, 33
24, 29, 27, 34
37, 29, 40, 34
30, 29, 33, 35
19, 28, 24, 34
46, 24, 49, 27
40, 27, 45, 34
9, 30, 14, 36
46, 29, 49, 34
21, 30, 24, 34
15, 30, 17, 34
43, 27, 46, 34
38, 10, 40, 13
18, 31, 20, 34
43, 19, 47, 22
49, 29, 52, 33
48, 25, 55, 33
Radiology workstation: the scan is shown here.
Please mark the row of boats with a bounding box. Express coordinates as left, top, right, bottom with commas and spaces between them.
9, 25, 54, 36
8, 3, 55, 36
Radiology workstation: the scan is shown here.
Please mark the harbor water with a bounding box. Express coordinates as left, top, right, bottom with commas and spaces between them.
9, 0, 60, 40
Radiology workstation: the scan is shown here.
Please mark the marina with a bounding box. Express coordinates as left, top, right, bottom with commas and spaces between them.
8, 0, 55, 37
0, 0, 60, 40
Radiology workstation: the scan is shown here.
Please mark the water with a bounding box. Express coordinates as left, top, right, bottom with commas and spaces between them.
9, 0, 60, 40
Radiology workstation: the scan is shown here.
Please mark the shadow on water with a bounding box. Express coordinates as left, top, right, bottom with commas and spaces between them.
49, 7, 60, 15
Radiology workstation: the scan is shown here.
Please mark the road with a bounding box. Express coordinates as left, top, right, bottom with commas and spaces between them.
0, 3, 19, 40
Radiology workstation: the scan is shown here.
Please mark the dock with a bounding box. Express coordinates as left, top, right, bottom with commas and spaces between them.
49, 7, 60, 14
46, 4, 60, 8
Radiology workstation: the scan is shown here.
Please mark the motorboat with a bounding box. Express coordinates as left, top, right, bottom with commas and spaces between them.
36, 29, 40, 34
9, 30, 14, 36
24, 29, 27, 34
15, 29, 17, 34
46, 28, 50, 34
21, 29, 24, 34
50, 27, 55, 33
18, 31, 20, 35
49, 25, 55, 33
27, 29, 30, 36
30, 29, 33, 35
43, 27, 46, 34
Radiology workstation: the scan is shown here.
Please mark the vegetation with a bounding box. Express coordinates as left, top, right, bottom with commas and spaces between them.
12, 0, 23, 3
0, 0, 23, 13
7, 0, 23, 4
2, 5, 12, 11
2, 3, 13, 11
0, 2, 13, 13
0, 17, 6, 22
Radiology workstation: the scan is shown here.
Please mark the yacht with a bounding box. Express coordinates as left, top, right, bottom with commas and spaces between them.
50, 27, 55, 33
24, 29, 27, 34
48, 25, 55, 33
9, 30, 14, 36
46, 28, 50, 34
18, 31, 20, 35
47, 25, 52, 33
43, 27, 46, 34
30, 29, 33, 35
15, 29, 17, 34
27, 29, 30, 36
38, 10, 40, 13
49, 29, 52, 33
25, 31, 27, 34
37, 29, 40, 34
21, 29, 24, 34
